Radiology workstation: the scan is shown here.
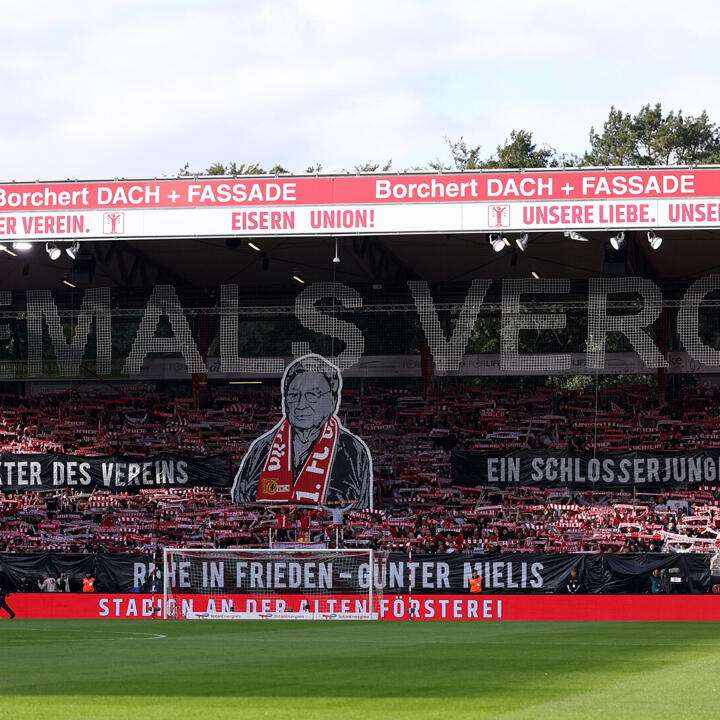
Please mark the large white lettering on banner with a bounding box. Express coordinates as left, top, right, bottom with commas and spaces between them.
501, 278, 571, 372
11, 276, 720, 377
122, 285, 206, 375
586, 278, 667, 369
27, 288, 112, 376
291, 282, 364, 370
220, 284, 285, 375
678, 275, 720, 366
0, 291, 13, 379
408, 280, 492, 371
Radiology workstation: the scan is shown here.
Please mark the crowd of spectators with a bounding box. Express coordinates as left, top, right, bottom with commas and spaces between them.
0, 382, 719, 555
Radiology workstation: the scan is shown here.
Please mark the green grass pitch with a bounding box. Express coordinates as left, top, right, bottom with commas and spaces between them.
1, 619, 720, 719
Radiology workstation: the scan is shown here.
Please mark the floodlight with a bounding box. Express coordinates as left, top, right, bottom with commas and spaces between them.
647, 230, 663, 250
66, 241, 81, 259
563, 230, 589, 242
516, 233, 529, 252
610, 232, 625, 251
488, 234, 505, 252
46, 243, 61, 260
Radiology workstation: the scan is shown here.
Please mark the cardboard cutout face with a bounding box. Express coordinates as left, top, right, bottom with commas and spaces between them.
285, 372, 335, 431
231, 354, 373, 508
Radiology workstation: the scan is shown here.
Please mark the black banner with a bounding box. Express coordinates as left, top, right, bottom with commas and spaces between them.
0, 552, 152, 592
452, 449, 720, 488
1, 551, 704, 594
0, 453, 231, 493
393, 553, 707, 595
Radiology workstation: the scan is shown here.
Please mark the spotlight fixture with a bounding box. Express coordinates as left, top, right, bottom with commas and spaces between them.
515, 233, 529, 252
563, 230, 589, 242
293, 274, 305, 284
531, 270, 540, 279
0, 243, 17, 256
610, 231, 625, 251
66, 241, 80, 260
647, 230, 663, 250
247, 242, 261, 252
46, 243, 61, 260
12, 242, 32, 251
333, 237, 340, 264
63, 279, 77, 288
488, 234, 506, 252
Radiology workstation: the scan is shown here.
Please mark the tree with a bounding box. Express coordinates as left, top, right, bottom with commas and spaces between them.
431, 131, 569, 171
483, 130, 557, 169
344, 160, 393, 173
206, 161, 266, 175
585, 107, 637, 165
585, 103, 720, 165
178, 161, 266, 175
177, 104, 720, 176
437, 136, 483, 171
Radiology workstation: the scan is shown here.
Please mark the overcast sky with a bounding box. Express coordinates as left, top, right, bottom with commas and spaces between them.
0, 0, 718, 180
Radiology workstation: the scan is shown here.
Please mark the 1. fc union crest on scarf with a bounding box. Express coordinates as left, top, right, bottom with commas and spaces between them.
231, 354, 373, 508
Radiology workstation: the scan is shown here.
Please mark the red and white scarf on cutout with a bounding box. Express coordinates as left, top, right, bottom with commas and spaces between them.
256, 416, 339, 504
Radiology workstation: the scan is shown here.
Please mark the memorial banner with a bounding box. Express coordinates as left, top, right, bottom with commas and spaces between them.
2, 551, 704, 594
453, 449, 720, 488
0, 453, 231, 493
231, 354, 373, 508
0, 276, 719, 379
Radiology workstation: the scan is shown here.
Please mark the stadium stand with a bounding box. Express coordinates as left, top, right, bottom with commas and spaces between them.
1, 382, 719, 555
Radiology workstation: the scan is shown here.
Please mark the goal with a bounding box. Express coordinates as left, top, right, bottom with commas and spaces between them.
163, 547, 387, 620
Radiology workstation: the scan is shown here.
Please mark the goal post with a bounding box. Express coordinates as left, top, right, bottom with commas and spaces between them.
162, 547, 387, 620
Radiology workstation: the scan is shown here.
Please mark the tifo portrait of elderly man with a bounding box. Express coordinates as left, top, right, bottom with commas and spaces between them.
232, 354, 372, 507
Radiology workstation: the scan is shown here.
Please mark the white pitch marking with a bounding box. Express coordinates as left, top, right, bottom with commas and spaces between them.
0, 628, 166, 640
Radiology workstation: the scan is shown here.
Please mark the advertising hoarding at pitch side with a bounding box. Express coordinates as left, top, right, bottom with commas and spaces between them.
12, 593, 720, 622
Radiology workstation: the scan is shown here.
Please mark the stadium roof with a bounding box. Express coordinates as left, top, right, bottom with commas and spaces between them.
0, 228, 714, 296
0, 167, 718, 293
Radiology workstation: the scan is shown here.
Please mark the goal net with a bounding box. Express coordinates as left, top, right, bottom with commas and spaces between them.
163, 547, 387, 620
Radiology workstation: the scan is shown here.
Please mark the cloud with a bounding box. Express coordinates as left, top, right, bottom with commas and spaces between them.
0, 0, 718, 178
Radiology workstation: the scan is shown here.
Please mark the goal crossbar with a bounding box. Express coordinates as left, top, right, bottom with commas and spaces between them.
163, 547, 385, 620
